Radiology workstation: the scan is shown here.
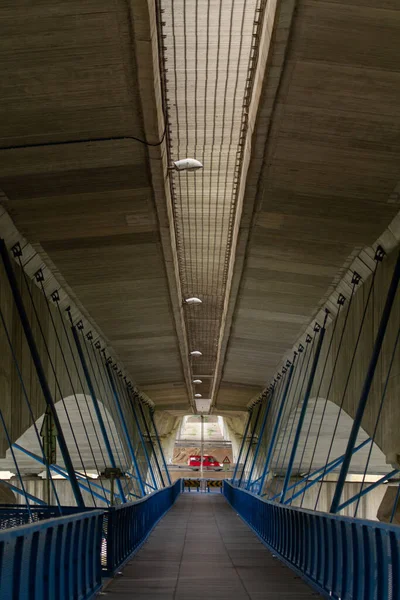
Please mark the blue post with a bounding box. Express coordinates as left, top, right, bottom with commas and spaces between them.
281, 319, 327, 503
0, 239, 85, 508
135, 396, 165, 487
13, 443, 113, 505
71, 325, 126, 503
125, 386, 158, 492
258, 361, 296, 496
272, 438, 371, 502
337, 469, 400, 512
238, 402, 263, 487
127, 390, 158, 489
232, 410, 252, 483
331, 250, 400, 513
0, 480, 46, 505
149, 410, 172, 486
246, 392, 273, 490
107, 365, 147, 496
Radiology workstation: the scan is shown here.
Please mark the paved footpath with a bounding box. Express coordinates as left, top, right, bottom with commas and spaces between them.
104, 493, 321, 599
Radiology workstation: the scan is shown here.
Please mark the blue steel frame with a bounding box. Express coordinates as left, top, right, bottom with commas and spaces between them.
0, 479, 46, 505
336, 469, 400, 513
137, 398, 165, 487
232, 409, 251, 483
331, 249, 400, 513
126, 390, 158, 492
238, 401, 263, 486
246, 391, 273, 490
71, 324, 127, 503
12, 443, 117, 505
0, 239, 84, 508
280, 319, 327, 503
224, 480, 400, 600
258, 361, 295, 495
0, 509, 104, 599
279, 438, 371, 504
149, 410, 172, 486
103, 478, 181, 575
105, 364, 146, 496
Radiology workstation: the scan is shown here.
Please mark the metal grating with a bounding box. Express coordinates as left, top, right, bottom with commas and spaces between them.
158, 0, 263, 403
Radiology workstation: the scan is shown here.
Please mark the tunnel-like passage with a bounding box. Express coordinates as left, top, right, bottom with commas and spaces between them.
104, 493, 318, 600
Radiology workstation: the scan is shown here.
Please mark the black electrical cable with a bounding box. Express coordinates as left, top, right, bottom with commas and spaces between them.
0, 128, 167, 152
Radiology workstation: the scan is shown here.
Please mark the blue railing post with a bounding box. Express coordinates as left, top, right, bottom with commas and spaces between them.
246, 391, 273, 490
222, 480, 400, 600
258, 360, 296, 496
0, 239, 85, 508
106, 365, 146, 497
281, 317, 328, 503
232, 410, 252, 483
71, 324, 126, 503
149, 410, 172, 486
331, 249, 400, 513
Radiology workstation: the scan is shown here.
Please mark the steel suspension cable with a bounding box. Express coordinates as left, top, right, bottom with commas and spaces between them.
314, 264, 380, 511
38, 282, 104, 506
17, 260, 92, 505
0, 408, 33, 516
265, 352, 304, 499
294, 311, 341, 507
299, 289, 356, 508
55, 302, 109, 497
270, 339, 314, 499
354, 323, 400, 517
0, 306, 62, 512
84, 337, 132, 500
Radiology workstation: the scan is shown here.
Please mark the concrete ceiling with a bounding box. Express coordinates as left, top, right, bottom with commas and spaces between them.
0, 0, 400, 417
0, 1, 190, 412
215, 0, 400, 410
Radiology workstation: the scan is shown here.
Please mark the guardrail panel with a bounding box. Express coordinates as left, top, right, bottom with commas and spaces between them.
0, 511, 104, 600
223, 480, 400, 600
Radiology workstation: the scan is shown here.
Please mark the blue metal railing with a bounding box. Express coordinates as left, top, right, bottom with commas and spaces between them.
223, 480, 400, 600
0, 509, 104, 600
103, 478, 181, 575
0, 504, 96, 530
0, 479, 182, 595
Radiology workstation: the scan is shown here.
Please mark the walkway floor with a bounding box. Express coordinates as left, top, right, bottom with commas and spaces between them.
105, 493, 320, 599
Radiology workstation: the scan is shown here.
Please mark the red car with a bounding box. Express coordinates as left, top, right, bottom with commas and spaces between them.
188, 455, 222, 470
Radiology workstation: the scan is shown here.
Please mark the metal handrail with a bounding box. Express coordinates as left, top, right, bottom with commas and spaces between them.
0, 510, 104, 599
223, 480, 400, 599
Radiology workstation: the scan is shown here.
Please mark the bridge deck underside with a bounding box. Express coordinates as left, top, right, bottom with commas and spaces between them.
105, 494, 319, 599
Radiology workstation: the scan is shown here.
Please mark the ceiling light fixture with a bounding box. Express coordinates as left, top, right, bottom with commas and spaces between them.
172, 158, 203, 171
190, 350, 202, 356
195, 393, 202, 398
192, 379, 202, 384
184, 297, 202, 305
